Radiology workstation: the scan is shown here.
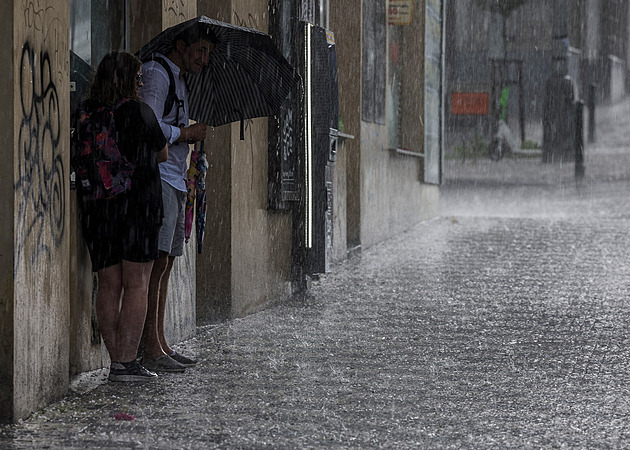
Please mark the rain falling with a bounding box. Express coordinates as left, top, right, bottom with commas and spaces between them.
4, 0, 630, 448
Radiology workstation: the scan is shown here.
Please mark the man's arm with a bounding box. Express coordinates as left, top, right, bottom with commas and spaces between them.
175, 123, 207, 143
140, 62, 182, 145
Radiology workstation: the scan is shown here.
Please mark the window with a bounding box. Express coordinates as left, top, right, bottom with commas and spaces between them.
70, 0, 128, 68
70, 0, 128, 113
362, 0, 386, 124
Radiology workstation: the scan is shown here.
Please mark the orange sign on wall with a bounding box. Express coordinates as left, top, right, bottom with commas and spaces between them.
451, 92, 490, 115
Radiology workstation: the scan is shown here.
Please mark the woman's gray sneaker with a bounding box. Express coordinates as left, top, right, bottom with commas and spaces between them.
142, 354, 186, 373
109, 361, 158, 382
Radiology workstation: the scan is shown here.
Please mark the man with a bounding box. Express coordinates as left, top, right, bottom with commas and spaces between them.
139, 27, 214, 372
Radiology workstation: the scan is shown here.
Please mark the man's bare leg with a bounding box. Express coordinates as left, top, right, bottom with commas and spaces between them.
144, 253, 170, 359
142, 253, 186, 372
156, 256, 175, 356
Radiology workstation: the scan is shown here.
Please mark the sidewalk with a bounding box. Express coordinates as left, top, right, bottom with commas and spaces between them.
3, 101, 630, 448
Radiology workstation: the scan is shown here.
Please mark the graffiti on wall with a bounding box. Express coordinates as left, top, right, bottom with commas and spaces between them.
22, 1, 55, 31
15, 41, 65, 274
14, 2, 68, 276
164, 0, 190, 25
233, 10, 260, 30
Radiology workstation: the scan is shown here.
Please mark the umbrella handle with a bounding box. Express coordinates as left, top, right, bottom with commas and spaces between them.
193, 140, 204, 156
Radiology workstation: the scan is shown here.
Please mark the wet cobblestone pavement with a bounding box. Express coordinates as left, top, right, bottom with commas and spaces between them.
4, 101, 630, 448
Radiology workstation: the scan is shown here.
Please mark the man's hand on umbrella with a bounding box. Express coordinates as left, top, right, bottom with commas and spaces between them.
178, 123, 207, 144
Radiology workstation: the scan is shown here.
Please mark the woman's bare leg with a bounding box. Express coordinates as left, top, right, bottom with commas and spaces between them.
117, 260, 153, 363
95, 264, 123, 362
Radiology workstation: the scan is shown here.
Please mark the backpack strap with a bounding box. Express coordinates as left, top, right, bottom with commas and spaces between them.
114, 97, 131, 111
153, 56, 183, 125
109, 98, 131, 141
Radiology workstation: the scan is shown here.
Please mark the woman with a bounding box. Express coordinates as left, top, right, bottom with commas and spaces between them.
74, 51, 168, 382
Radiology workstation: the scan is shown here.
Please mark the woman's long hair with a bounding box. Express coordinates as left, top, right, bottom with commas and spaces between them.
88, 51, 141, 105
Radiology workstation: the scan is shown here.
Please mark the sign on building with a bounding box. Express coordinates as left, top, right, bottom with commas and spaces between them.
451, 92, 489, 115
388, 0, 414, 25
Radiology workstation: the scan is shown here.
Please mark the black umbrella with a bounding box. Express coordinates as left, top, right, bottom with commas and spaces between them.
137, 15, 299, 137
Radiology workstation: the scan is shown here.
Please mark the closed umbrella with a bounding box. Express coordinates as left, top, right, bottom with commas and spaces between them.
137, 15, 299, 137
184, 145, 200, 244
184, 142, 208, 253
195, 148, 208, 254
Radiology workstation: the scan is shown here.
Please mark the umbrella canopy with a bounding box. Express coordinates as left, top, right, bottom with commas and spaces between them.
137, 15, 299, 129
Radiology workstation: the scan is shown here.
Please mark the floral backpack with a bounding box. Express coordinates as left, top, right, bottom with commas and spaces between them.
71, 99, 134, 199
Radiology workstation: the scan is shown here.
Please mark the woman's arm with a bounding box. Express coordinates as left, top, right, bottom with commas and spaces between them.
157, 144, 168, 163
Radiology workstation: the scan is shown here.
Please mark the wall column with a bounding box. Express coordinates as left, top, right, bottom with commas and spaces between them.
3, 0, 71, 422
0, 0, 15, 424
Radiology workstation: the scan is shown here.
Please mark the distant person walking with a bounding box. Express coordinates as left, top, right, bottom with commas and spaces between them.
139, 27, 215, 372
72, 51, 168, 382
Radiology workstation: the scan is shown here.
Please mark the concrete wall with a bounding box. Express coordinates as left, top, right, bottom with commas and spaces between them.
11, 0, 70, 420
195, 0, 293, 321
129, 0, 162, 55
332, 139, 348, 262
197, 0, 233, 324
197, 124, 232, 321
69, 239, 107, 375
358, 1, 439, 251
330, 0, 362, 253
330, 0, 362, 259
229, 0, 293, 317
230, 119, 293, 317
609, 55, 626, 102
0, 1, 14, 424
359, 124, 438, 250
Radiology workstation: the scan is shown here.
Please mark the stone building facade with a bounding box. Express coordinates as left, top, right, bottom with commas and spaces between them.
0, 0, 442, 422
